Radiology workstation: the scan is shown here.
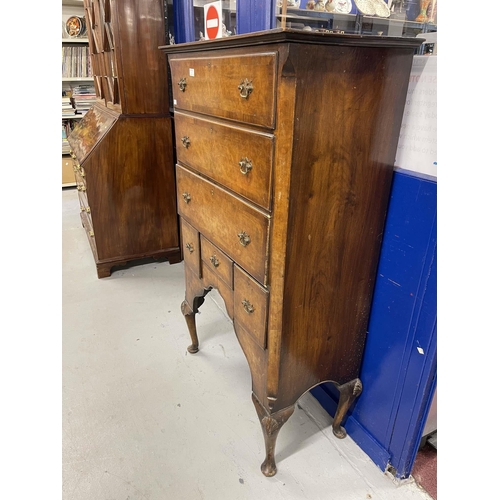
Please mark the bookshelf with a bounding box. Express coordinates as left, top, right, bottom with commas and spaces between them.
62, 0, 94, 187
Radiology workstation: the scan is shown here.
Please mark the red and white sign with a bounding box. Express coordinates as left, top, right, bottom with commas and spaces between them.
204, 1, 222, 40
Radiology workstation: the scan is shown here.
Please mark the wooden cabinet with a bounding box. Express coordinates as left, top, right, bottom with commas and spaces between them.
67, 0, 180, 278
161, 29, 421, 476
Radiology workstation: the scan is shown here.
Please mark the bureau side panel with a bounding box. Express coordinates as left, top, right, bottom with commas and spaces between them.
85, 116, 179, 261
276, 43, 415, 411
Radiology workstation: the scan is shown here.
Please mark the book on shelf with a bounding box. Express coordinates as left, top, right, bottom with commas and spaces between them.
62, 120, 77, 154
62, 45, 92, 78
72, 83, 97, 115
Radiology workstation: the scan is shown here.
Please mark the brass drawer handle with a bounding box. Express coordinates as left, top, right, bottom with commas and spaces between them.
238, 231, 251, 247
182, 192, 191, 204
185, 243, 194, 254
181, 136, 191, 149
89, 230, 94, 237
80, 206, 85, 212
178, 78, 187, 92
239, 157, 253, 175
242, 299, 254, 314
209, 255, 219, 268
86, 207, 91, 213
238, 79, 253, 99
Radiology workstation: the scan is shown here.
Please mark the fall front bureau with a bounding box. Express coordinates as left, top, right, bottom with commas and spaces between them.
161, 29, 421, 477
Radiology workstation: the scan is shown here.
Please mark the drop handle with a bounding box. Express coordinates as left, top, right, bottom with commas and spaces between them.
178, 78, 187, 92
238, 231, 251, 247
182, 192, 191, 204
242, 299, 254, 314
239, 157, 253, 175
238, 79, 253, 99
209, 255, 219, 268
185, 243, 194, 254
181, 136, 191, 149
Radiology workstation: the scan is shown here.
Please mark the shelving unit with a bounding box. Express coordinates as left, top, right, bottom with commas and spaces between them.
276, 5, 436, 44
62, 0, 94, 187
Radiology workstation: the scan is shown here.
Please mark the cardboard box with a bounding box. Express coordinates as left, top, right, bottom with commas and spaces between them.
62, 156, 76, 185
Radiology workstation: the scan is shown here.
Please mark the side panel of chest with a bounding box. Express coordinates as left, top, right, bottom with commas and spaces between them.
276, 44, 415, 410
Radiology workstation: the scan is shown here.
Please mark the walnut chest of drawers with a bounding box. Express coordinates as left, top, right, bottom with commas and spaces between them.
161, 29, 421, 477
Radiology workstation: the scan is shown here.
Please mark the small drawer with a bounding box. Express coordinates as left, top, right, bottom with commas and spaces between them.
74, 169, 87, 193
77, 190, 92, 226
201, 236, 233, 290
169, 52, 277, 129
181, 218, 201, 277
233, 264, 269, 350
175, 112, 274, 210
176, 165, 270, 285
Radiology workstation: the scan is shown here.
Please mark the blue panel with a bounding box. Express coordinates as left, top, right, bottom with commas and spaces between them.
237, 0, 276, 34
311, 168, 437, 478
173, 0, 195, 43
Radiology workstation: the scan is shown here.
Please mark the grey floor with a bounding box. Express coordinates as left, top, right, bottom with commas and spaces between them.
62, 188, 433, 500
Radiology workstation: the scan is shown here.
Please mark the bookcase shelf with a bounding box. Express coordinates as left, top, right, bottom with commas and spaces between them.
62, 77, 94, 82
62, 38, 89, 43
62, 0, 94, 186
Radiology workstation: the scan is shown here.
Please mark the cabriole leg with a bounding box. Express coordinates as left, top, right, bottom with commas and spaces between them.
252, 393, 295, 477
181, 300, 199, 354
332, 378, 363, 439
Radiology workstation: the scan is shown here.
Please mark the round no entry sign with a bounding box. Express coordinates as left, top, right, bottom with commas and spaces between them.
205, 5, 220, 40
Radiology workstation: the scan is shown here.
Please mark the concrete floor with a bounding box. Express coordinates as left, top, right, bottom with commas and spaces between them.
62, 188, 433, 500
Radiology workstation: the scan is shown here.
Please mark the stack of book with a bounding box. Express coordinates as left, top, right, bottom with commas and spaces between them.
62, 124, 71, 154
62, 120, 77, 154
72, 84, 96, 116
62, 95, 75, 117
62, 85, 75, 117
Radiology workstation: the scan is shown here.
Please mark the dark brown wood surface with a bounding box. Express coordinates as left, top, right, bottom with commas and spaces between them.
81, 113, 179, 261
169, 53, 278, 129
175, 111, 275, 210
200, 236, 234, 290
176, 164, 270, 285
275, 43, 415, 412
233, 265, 269, 350
84, 0, 170, 114
181, 218, 201, 277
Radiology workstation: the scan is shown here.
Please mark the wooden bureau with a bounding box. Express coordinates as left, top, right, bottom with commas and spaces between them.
67, 0, 180, 278
161, 29, 421, 476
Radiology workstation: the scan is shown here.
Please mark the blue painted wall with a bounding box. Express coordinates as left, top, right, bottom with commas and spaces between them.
312, 168, 437, 478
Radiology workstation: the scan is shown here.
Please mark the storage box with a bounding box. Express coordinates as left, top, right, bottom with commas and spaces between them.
62, 156, 76, 185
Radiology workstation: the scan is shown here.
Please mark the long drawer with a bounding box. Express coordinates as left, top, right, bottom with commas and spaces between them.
176, 164, 270, 285
175, 112, 274, 211
169, 52, 278, 129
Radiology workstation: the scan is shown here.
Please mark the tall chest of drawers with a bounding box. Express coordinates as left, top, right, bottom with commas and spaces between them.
161, 30, 421, 476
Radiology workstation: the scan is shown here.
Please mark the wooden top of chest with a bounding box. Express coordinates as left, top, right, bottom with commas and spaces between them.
159, 28, 423, 54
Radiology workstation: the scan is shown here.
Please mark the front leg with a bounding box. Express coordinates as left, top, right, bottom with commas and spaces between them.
252, 393, 295, 477
332, 378, 363, 439
181, 300, 200, 354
